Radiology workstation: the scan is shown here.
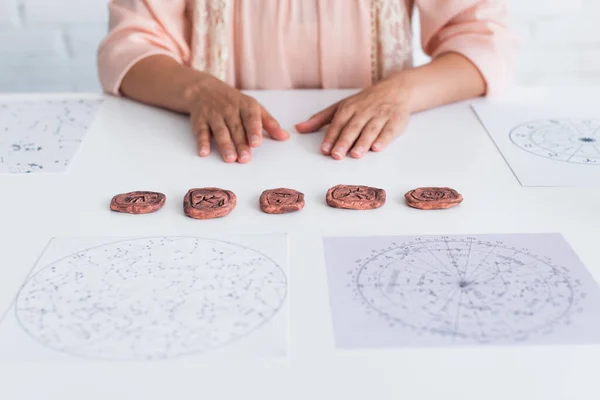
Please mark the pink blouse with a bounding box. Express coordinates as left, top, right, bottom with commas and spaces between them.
98, 0, 515, 95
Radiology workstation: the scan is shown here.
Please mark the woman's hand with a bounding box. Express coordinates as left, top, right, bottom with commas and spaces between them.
187, 76, 289, 163
295, 74, 412, 159
120, 55, 289, 164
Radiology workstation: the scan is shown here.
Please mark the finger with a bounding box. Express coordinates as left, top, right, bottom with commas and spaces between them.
241, 105, 263, 148
330, 114, 370, 160
261, 107, 289, 141
321, 107, 353, 155
226, 116, 251, 164
209, 119, 237, 163
294, 102, 339, 133
350, 117, 387, 158
196, 124, 211, 157
371, 114, 409, 152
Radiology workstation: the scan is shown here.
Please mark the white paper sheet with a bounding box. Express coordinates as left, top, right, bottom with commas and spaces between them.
0, 235, 289, 362
324, 233, 600, 349
0, 98, 102, 174
472, 103, 600, 186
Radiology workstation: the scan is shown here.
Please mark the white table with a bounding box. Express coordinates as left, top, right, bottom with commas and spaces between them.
1, 89, 599, 400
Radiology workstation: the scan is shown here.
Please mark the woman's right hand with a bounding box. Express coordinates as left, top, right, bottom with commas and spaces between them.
185, 76, 289, 163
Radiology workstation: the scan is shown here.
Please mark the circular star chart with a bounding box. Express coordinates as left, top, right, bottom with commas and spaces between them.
15, 237, 287, 360
510, 118, 600, 164
351, 237, 583, 343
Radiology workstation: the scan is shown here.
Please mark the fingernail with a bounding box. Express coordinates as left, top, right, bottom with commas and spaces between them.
321, 142, 332, 153
372, 142, 381, 151
352, 146, 364, 157
250, 136, 260, 146
226, 150, 236, 160
332, 147, 345, 159
239, 150, 249, 161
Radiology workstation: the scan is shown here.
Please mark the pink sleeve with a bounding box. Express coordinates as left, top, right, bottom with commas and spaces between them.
97, 0, 191, 95
417, 0, 517, 95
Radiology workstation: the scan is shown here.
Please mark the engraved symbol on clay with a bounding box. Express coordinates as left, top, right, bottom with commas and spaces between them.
184, 188, 236, 219
326, 185, 386, 210
404, 187, 463, 210
332, 186, 377, 200
260, 188, 304, 214
110, 191, 166, 214
193, 194, 226, 209
126, 195, 148, 203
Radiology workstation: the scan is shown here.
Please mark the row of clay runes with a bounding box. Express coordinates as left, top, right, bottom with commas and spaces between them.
109, 186, 463, 219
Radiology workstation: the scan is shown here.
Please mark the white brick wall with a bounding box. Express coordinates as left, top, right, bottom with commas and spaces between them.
0, 0, 20, 26
0, 0, 599, 92
22, 0, 108, 23
0, 0, 107, 92
510, 0, 600, 86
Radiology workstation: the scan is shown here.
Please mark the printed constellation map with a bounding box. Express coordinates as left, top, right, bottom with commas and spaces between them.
472, 103, 600, 186
14, 237, 287, 361
0, 98, 102, 173
324, 234, 600, 348
510, 118, 600, 165
353, 237, 579, 342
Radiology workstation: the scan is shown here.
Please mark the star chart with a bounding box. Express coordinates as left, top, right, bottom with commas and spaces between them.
346, 236, 586, 343
0, 98, 102, 173
510, 118, 600, 165
14, 237, 287, 360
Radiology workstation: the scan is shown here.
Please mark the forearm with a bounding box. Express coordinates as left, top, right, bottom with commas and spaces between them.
393, 52, 486, 114
120, 55, 212, 114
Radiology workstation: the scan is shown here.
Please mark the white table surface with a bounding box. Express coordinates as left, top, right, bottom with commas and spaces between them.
1, 88, 600, 400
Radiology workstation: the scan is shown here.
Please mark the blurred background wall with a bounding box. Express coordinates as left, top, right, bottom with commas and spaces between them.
0, 0, 599, 92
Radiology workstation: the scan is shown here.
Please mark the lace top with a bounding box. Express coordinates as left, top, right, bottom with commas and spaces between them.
99, 0, 515, 94
190, 0, 413, 85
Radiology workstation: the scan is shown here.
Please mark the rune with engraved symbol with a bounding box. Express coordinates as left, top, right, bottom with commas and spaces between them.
110, 191, 166, 214
326, 185, 386, 210
405, 187, 463, 210
260, 188, 305, 214
183, 187, 236, 219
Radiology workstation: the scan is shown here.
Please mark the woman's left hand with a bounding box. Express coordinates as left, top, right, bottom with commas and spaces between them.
295, 74, 413, 159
